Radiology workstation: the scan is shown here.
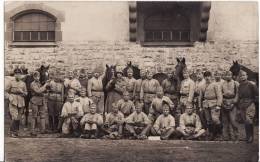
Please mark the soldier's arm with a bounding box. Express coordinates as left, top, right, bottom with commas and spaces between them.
87, 79, 93, 97
61, 103, 68, 118
194, 115, 202, 132
188, 81, 195, 103
30, 82, 47, 94
233, 81, 239, 104
170, 116, 176, 129
179, 115, 186, 130
96, 115, 104, 126
22, 82, 28, 97
198, 88, 203, 110
215, 84, 223, 107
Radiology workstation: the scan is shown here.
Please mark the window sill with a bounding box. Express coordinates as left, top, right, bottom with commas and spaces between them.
140, 41, 194, 47
9, 42, 57, 47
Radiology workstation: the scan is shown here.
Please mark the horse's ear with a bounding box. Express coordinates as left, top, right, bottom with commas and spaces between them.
233, 60, 235, 64
176, 58, 180, 62
182, 58, 186, 64
106, 64, 109, 69
129, 61, 132, 66
235, 61, 238, 64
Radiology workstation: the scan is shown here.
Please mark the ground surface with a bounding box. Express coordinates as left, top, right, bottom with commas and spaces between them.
5, 138, 259, 162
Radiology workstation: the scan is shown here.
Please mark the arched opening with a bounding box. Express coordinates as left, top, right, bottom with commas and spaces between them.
12, 10, 56, 42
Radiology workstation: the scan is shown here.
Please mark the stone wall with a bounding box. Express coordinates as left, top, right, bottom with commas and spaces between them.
5, 40, 259, 76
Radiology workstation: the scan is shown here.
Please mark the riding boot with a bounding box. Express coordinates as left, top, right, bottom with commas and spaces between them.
245, 124, 250, 142
207, 124, 214, 141
10, 120, 15, 133
40, 118, 46, 133
247, 124, 254, 143
53, 116, 59, 132
48, 116, 53, 131
16, 120, 20, 132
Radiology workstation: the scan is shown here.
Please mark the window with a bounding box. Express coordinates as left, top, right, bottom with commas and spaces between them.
13, 12, 55, 42
144, 12, 190, 42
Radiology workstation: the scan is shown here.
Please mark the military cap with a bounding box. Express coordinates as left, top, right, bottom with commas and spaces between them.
13, 68, 22, 74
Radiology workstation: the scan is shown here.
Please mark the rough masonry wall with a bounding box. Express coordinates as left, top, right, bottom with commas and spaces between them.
5, 40, 258, 77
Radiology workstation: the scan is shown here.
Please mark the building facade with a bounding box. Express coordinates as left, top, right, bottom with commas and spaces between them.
4, 1, 259, 76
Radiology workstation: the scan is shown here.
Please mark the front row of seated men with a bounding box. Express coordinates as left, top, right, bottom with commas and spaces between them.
60, 94, 205, 140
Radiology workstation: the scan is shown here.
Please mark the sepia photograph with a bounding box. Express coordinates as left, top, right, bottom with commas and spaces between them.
3, 1, 259, 162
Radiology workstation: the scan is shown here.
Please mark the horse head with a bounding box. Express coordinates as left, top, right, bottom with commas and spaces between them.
38, 65, 49, 85
123, 61, 141, 79
175, 57, 186, 81
230, 60, 241, 77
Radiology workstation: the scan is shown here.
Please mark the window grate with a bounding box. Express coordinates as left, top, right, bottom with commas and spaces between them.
145, 30, 190, 42
13, 31, 55, 42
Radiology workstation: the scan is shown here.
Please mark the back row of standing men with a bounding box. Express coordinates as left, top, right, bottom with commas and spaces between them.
5, 64, 258, 142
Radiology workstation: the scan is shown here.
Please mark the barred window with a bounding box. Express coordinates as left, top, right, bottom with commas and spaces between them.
13, 12, 55, 42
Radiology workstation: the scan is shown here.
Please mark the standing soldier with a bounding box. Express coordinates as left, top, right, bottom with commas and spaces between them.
214, 71, 225, 87
78, 69, 88, 91
64, 69, 81, 98
30, 71, 50, 136
221, 71, 239, 141
140, 69, 160, 114
78, 88, 93, 114
237, 70, 258, 143
6, 68, 27, 137
88, 66, 105, 114
133, 69, 146, 101
178, 68, 195, 125
199, 71, 222, 140
47, 70, 64, 133
125, 68, 136, 100
161, 69, 179, 112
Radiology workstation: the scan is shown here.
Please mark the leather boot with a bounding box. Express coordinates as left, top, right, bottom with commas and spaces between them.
247, 124, 254, 143
40, 118, 46, 134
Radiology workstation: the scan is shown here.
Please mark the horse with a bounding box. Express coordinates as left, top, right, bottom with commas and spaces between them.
230, 60, 259, 125
230, 60, 259, 86
37, 65, 50, 85
175, 57, 187, 89
123, 61, 140, 79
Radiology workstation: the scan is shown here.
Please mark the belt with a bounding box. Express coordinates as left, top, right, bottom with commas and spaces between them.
165, 92, 178, 95
32, 93, 44, 97
9, 92, 23, 95
144, 92, 156, 94
186, 124, 195, 127
180, 93, 188, 97
92, 90, 103, 92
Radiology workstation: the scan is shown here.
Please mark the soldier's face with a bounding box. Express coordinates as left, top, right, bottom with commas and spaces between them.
197, 72, 203, 80
112, 106, 119, 113
67, 97, 74, 103
135, 103, 143, 113
94, 72, 99, 78
239, 72, 247, 81
205, 76, 211, 82
215, 74, 221, 81
163, 106, 170, 116
80, 91, 86, 97
186, 108, 193, 115
167, 73, 173, 78
68, 72, 73, 79
183, 72, 189, 79
90, 106, 96, 114
116, 73, 122, 78
140, 71, 146, 79
123, 94, 129, 101
34, 75, 40, 81
225, 72, 232, 81
128, 72, 133, 78
147, 73, 153, 79
157, 91, 163, 98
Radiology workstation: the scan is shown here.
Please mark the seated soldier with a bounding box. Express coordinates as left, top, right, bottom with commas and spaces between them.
148, 87, 174, 123
80, 103, 103, 139
151, 101, 175, 140
102, 103, 124, 139
117, 91, 135, 117
60, 94, 83, 137
78, 88, 93, 114
125, 100, 152, 140
176, 104, 206, 140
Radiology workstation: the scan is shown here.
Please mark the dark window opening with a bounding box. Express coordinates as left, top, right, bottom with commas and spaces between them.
13, 12, 55, 42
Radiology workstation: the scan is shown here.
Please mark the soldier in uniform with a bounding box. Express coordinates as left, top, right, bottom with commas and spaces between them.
6, 69, 27, 137
133, 69, 146, 101
64, 69, 81, 98
178, 68, 195, 125
88, 66, 105, 114
80, 103, 103, 139
161, 69, 179, 112
176, 104, 206, 140
237, 70, 258, 143
105, 67, 127, 113
125, 68, 136, 100
78, 69, 88, 91
199, 71, 222, 140
151, 101, 175, 140
47, 70, 64, 133
117, 91, 135, 118
221, 71, 239, 141
125, 100, 152, 139
60, 94, 84, 137
148, 87, 174, 123
78, 88, 93, 114
214, 71, 225, 87
30, 71, 50, 136
102, 103, 124, 139
140, 69, 160, 114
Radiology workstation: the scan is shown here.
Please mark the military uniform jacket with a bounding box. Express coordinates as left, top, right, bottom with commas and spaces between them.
78, 97, 93, 114
48, 80, 64, 102
30, 80, 46, 106
180, 113, 202, 132
180, 78, 195, 103
80, 113, 103, 126
153, 114, 175, 131
117, 99, 135, 117
88, 76, 104, 96
125, 77, 136, 93
105, 111, 124, 126
199, 81, 222, 108
7, 79, 27, 107
161, 79, 178, 95
125, 111, 151, 125
150, 96, 174, 115
61, 101, 84, 118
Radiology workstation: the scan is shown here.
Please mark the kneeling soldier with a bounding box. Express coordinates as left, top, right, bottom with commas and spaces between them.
80, 103, 103, 139
151, 101, 175, 140
176, 104, 206, 140
60, 94, 83, 137
125, 100, 152, 139
102, 103, 124, 139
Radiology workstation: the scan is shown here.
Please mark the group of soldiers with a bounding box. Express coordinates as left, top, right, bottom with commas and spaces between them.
5, 63, 258, 143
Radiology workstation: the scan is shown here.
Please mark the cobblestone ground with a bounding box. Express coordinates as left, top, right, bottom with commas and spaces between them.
5, 138, 259, 162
